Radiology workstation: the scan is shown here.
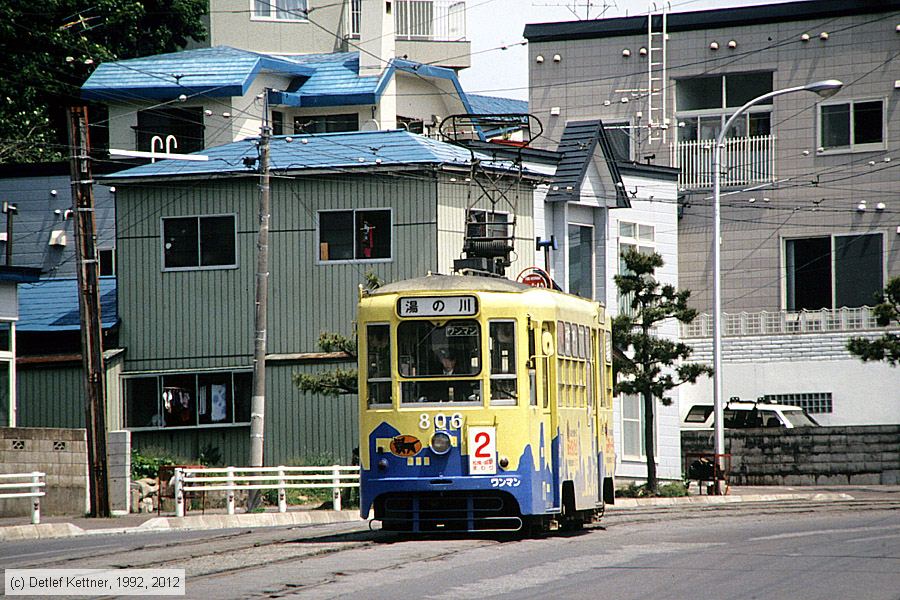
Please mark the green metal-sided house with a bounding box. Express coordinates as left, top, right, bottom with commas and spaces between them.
101, 130, 540, 466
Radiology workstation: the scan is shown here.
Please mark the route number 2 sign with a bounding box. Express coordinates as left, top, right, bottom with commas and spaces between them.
467, 426, 497, 475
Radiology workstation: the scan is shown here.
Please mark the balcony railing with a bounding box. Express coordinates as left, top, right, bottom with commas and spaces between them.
344, 0, 466, 42
681, 306, 888, 338
673, 134, 776, 190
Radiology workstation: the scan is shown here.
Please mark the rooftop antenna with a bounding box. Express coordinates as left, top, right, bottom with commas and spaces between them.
531, 0, 617, 20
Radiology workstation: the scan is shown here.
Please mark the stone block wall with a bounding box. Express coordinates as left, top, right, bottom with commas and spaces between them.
0, 427, 88, 517
107, 430, 131, 515
682, 425, 900, 486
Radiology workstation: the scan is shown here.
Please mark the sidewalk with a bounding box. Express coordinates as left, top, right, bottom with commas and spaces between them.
2, 485, 895, 541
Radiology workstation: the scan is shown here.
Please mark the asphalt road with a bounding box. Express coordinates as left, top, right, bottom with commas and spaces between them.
2, 499, 899, 599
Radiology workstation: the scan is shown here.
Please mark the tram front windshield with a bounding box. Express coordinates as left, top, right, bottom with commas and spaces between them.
398, 320, 482, 404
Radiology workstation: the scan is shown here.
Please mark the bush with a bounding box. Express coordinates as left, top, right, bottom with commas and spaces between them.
130, 447, 182, 480
615, 481, 690, 498
657, 482, 689, 497
130, 445, 223, 480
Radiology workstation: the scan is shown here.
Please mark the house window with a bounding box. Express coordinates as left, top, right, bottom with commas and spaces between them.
318, 209, 391, 262
125, 371, 252, 429
618, 221, 655, 314
272, 111, 285, 136
819, 99, 885, 152
293, 114, 359, 134
622, 393, 654, 459
568, 224, 593, 299
762, 392, 833, 414
677, 73, 773, 142
348, 0, 361, 37
785, 233, 883, 311
99, 248, 115, 276
253, 0, 308, 20
135, 107, 205, 153
162, 215, 236, 271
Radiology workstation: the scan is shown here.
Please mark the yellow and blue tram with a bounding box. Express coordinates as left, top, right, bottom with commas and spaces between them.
357, 274, 616, 532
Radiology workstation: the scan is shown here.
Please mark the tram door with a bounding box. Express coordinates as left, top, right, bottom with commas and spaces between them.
540, 322, 560, 510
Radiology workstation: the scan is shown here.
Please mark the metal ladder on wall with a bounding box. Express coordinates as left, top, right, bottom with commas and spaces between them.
646, 9, 668, 144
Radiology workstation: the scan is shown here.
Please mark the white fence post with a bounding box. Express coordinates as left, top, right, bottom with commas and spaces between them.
174, 468, 185, 518
31, 472, 41, 525
332, 465, 341, 511
277, 467, 287, 513
226, 466, 235, 515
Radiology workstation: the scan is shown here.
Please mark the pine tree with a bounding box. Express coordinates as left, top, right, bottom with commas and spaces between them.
613, 248, 713, 494
847, 276, 900, 366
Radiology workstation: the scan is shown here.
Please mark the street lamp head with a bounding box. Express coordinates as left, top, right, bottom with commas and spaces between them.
804, 79, 843, 98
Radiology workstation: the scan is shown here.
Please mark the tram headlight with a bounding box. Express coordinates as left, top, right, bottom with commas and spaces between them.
430, 431, 452, 455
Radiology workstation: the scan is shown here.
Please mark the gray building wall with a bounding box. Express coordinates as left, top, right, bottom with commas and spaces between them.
0, 171, 116, 277
527, 6, 900, 314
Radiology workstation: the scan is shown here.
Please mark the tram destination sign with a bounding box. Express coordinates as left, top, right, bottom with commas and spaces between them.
398, 295, 478, 318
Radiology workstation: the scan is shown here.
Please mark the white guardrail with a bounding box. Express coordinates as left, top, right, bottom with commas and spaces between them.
0, 472, 46, 524
173, 466, 360, 518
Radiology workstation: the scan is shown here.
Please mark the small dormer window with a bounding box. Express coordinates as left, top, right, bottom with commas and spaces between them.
253, 0, 308, 21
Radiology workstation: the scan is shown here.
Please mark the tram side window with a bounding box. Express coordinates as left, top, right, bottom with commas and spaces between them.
366, 324, 391, 407
542, 323, 552, 409
489, 320, 517, 406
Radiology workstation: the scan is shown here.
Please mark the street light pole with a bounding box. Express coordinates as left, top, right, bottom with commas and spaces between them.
711, 80, 843, 481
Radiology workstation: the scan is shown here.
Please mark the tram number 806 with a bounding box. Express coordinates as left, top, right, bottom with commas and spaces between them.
419, 413, 463, 430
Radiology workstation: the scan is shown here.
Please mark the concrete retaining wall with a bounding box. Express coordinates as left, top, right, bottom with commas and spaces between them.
682, 425, 900, 486
0, 427, 88, 517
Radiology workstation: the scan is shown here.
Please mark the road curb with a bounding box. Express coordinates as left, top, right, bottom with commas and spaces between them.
0, 522, 83, 541
135, 510, 366, 532
610, 492, 854, 509
0, 510, 366, 541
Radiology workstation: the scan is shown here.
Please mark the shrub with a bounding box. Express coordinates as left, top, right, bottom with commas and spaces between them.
657, 482, 689, 497
615, 481, 690, 498
130, 447, 182, 480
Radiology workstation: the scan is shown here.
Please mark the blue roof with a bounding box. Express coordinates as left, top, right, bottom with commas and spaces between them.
268, 53, 382, 107
18, 277, 118, 332
467, 94, 528, 115
81, 46, 315, 101
102, 130, 530, 180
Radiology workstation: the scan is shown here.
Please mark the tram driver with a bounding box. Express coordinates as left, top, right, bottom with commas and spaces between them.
416, 345, 478, 403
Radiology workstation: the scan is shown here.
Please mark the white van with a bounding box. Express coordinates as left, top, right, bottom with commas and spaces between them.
682, 398, 819, 430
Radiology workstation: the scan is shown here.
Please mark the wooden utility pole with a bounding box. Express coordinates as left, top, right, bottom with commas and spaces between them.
248, 106, 271, 508
67, 106, 110, 518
